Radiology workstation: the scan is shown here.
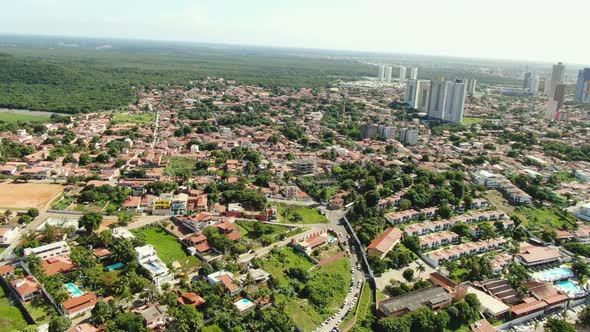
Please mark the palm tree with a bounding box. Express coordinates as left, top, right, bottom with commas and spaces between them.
416, 262, 426, 279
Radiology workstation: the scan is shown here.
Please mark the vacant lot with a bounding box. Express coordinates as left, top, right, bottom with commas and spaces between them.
0, 109, 50, 123
111, 112, 155, 124
135, 226, 201, 272
0, 183, 64, 210
276, 204, 328, 224
462, 116, 485, 125
0, 285, 28, 331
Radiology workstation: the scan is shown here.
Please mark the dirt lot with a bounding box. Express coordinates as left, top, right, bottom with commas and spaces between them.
0, 183, 64, 210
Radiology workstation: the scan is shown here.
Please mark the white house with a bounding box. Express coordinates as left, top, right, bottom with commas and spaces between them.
0, 225, 19, 243
23, 241, 71, 259
135, 245, 173, 286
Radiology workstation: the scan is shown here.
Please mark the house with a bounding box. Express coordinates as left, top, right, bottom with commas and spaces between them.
470, 319, 497, 332
11, 275, 42, 302
214, 220, 242, 241
68, 323, 100, 332
135, 245, 173, 286
23, 241, 71, 259
0, 264, 16, 277
112, 227, 135, 240
0, 164, 18, 175
207, 271, 241, 295
42, 255, 76, 276
233, 298, 256, 314
385, 209, 420, 224
238, 268, 270, 284
178, 212, 213, 233
419, 231, 459, 250
293, 231, 330, 255
367, 228, 403, 258
134, 304, 168, 330
515, 245, 562, 267
0, 225, 19, 243
171, 193, 188, 215
377, 286, 453, 317
62, 292, 98, 318
177, 292, 206, 307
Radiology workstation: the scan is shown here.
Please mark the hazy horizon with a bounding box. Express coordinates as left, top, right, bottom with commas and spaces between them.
1, 0, 589, 65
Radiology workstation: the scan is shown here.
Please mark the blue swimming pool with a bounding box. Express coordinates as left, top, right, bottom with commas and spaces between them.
534, 267, 574, 281
147, 262, 161, 271
556, 280, 580, 292
65, 283, 83, 297
237, 298, 253, 305
107, 262, 124, 271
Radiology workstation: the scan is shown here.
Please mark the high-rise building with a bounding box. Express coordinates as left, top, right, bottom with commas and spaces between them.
523, 72, 533, 89
378, 65, 386, 82
428, 79, 451, 120
444, 80, 467, 123
410, 67, 418, 80
575, 68, 590, 103
529, 76, 540, 94
547, 62, 566, 99
399, 67, 407, 84
554, 83, 567, 109
466, 79, 477, 96
405, 79, 419, 108
417, 81, 431, 113
399, 128, 419, 145
545, 100, 559, 121
385, 66, 393, 83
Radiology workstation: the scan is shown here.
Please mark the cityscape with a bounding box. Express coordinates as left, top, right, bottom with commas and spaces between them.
0, 2, 590, 332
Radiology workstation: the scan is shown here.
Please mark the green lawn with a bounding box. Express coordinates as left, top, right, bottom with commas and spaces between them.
261, 246, 315, 287
235, 220, 303, 247
0, 285, 28, 331
356, 282, 373, 322
24, 298, 57, 325
165, 157, 197, 178
284, 300, 323, 332
516, 206, 577, 230
111, 112, 155, 124
276, 204, 328, 224
135, 226, 201, 272
462, 117, 485, 125
0, 111, 50, 123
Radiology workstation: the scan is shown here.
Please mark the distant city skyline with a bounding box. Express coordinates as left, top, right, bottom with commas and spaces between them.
1, 0, 589, 65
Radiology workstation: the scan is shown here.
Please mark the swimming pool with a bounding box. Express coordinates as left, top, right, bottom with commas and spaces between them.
534, 267, 574, 281
556, 280, 580, 292
147, 262, 161, 271
65, 283, 84, 297
107, 262, 124, 271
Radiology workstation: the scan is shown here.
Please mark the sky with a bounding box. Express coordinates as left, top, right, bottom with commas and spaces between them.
1, 0, 589, 64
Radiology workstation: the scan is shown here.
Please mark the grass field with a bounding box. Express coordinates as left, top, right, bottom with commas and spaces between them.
235, 220, 302, 247
0, 111, 50, 123
285, 300, 323, 332
0, 285, 28, 331
262, 246, 315, 286
462, 116, 485, 125
276, 204, 328, 224
135, 226, 201, 272
111, 112, 155, 124
0, 183, 64, 210
24, 299, 56, 325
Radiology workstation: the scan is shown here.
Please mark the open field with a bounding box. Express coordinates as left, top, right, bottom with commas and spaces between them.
276, 204, 328, 224
135, 226, 201, 272
111, 112, 155, 124
462, 116, 485, 125
0, 285, 28, 331
0, 109, 50, 122
0, 183, 64, 210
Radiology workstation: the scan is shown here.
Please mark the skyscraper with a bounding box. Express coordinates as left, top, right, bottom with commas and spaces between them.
576, 68, 590, 103
444, 80, 467, 123
405, 79, 419, 108
385, 66, 393, 83
523, 72, 533, 89
417, 81, 431, 113
529, 76, 540, 94
547, 62, 566, 99
399, 67, 407, 84
378, 65, 386, 82
554, 83, 567, 109
428, 79, 451, 120
410, 67, 418, 80
466, 79, 477, 96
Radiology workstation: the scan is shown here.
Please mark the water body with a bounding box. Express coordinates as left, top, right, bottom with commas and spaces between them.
0, 108, 69, 117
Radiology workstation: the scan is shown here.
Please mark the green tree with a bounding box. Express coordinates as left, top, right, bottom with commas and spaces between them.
79, 212, 102, 234
48, 316, 71, 332
403, 268, 415, 282
167, 305, 204, 332
544, 318, 576, 332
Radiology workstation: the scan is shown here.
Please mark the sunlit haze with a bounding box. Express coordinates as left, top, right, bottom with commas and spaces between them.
1, 0, 589, 64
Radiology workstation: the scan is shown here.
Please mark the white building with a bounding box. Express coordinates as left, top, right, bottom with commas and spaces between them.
385, 66, 393, 83
399, 66, 407, 84
0, 225, 19, 243
444, 80, 466, 123
417, 80, 431, 112
135, 245, 173, 286
466, 79, 477, 96
112, 226, 135, 240
428, 79, 451, 120
405, 79, 419, 108
378, 65, 386, 82
399, 128, 419, 145
545, 100, 559, 121
410, 67, 418, 80
23, 241, 71, 259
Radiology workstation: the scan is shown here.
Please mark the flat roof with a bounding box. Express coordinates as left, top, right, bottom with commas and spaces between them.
467, 287, 510, 315
379, 286, 452, 316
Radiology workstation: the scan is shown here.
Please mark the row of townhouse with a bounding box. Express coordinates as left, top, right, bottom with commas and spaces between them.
472, 170, 532, 204
419, 231, 460, 250
426, 238, 508, 265
123, 190, 209, 216
404, 210, 510, 237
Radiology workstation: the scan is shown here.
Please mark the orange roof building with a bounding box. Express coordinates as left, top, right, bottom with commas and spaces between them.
367, 228, 403, 259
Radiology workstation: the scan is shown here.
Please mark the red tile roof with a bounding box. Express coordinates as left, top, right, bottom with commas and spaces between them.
367, 228, 403, 254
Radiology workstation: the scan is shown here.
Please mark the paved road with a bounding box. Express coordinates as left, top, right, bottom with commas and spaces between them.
268, 198, 319, 206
